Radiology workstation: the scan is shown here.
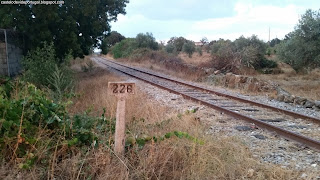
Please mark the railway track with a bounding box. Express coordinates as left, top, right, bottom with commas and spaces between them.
93, 56, 320, 151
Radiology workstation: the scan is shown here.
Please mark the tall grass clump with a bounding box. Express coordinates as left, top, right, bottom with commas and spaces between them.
22, 42, 74, 101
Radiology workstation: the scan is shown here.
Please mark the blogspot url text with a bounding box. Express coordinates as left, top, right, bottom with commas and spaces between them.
1, 1, 64, 5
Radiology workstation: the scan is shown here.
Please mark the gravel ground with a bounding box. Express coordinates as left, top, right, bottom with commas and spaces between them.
93, 57, 320, 178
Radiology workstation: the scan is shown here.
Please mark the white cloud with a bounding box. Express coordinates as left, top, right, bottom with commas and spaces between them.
111, 1, 318, 42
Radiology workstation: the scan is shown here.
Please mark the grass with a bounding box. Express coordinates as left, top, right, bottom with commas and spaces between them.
257, 63, 320, 100
1, 58, 312, 179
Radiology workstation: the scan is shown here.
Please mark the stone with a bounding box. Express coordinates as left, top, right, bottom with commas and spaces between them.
235, 126, 253, 131
253, 134, 267, 140
276, 87, 291, 97
315, 100, 320, 108
260, 118, 286, 122
294, 96, 307, 105
242, 108, 259, 112
246, 82, 259, 92
214, 70, 221, 75
304, 100, 315, 108
247, 169, 254, 177
283, 95, 294, 103
288, 125, 307, 129
205, 68, 215, 74
276, 94, 285, 101
228, 74, 237, 88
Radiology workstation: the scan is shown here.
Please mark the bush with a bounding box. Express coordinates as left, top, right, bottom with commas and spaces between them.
47, 65, 74, 101
101, 31, 125, 55
129, 48, 152, 61
111, 38, 138, 59
167, 37, 187, 52
0, 79, 115, 165
182, 41, 196, 58
22, 42, 74, 100
196, 47, 203, 56
276, 9, 320, 71
165, 43, 176, 54
22, 42, 57, 86
136, 32, 159, 50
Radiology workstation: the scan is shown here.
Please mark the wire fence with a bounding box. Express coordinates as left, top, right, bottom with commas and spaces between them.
0, 29, 24, 77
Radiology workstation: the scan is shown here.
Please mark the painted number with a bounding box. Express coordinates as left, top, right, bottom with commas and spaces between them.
112, 84, 134, 94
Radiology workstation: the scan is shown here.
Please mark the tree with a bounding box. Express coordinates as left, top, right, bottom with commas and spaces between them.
277, 9, 320, 71
270, 38, 281, 47
167, 37, 187, 52
0, 0, 128, 59
182, 41, 196, 58
200, 37, 209, 47
101, 31, 125, 54
136, 32, 159, 50
165, 43, 176, 54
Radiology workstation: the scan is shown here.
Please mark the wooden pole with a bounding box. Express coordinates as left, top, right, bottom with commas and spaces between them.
114, 96, 126, 155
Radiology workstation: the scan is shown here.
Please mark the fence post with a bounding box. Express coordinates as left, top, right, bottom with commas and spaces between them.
108, 82, 135, 155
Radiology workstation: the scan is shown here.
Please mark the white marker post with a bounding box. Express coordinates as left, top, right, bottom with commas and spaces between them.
108, 82, 135, 155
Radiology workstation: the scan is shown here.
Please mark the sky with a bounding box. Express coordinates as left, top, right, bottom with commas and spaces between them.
110, 0, 320, 42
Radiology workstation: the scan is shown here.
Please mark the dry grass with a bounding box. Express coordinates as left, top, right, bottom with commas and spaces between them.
257, 63, 320, 100
104, 53, 206, 81
178, 51, 212, 66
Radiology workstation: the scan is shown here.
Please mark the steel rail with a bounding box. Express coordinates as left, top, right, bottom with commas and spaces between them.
101, 58, 320, 125
94, 57, 320, 151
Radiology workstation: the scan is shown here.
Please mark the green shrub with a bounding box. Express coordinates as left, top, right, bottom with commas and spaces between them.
196, 46, 203, 56
136, 32, 159, 50
22, 42, 57, 86
111, 38, 138, 59
101, 31, 125, 55
47, 65, 74, 101
276, 9, 320, 71
165, 43, 176, 54
0, 80, 68, 160
182, 41, 196, 58
0, 79, 115, 164
129, 48, 152, 61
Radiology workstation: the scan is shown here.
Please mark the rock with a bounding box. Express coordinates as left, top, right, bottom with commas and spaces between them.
235, 126, 254, 131
260, 118, 286, 123
247, 169, 255, 177
311, 164, 317, 167
253, 134, 267, 140
214, 70, 221, 75
283, 95, 294, 103
288, 125, 307, 129
276, 87, 291, 97
246, 82, 259, 92
205, 68, 215, 74
228, 74, 237, 88
313, 106, 320, 111
294, 96, 307, 105
315, 100, 320, 108
304, 100, 315, 108
276, 94, 285, 101
300, 173, 308, 179
239, 76, 248, 83
242, 108, 259, 112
